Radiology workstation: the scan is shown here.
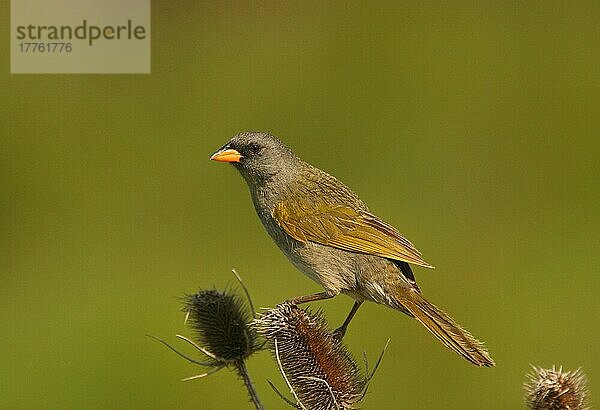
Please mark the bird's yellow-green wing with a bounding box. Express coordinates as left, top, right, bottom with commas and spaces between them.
273, 200, 434, 268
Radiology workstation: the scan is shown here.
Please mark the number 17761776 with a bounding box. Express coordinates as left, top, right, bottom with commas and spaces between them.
18, 42, 72, 52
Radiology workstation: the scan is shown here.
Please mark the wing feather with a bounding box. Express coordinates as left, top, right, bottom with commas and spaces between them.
273, 201, 434, 268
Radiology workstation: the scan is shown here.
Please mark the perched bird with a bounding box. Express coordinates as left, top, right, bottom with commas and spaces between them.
210, 131, 494, 367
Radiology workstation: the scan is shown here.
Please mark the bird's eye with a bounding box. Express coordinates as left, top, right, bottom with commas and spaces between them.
248, 143, 261, 154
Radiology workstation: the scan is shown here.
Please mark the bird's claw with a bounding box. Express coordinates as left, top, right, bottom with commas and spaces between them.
332, 327, 346, 342
276, 301, 296, 309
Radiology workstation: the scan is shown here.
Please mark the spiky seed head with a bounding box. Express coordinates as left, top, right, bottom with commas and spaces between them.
254, 303, 366, 410
524, 365, 590, 410
182, 289, 260, 364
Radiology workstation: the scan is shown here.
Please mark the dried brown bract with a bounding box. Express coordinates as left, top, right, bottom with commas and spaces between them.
255, 303, 385, 410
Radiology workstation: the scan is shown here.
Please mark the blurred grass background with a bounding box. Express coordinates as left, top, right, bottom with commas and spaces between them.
1, 1, 599, 408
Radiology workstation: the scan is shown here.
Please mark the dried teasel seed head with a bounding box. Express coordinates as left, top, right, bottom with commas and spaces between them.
182, 288, 260, 364
254, 303, 367, 410
149, 277, 265, 409
524, 365, 590, 410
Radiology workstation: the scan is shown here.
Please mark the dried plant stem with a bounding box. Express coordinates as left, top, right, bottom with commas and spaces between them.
235, 360, 264, 410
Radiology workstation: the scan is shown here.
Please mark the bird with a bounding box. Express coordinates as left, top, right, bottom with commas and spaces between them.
210, 131, 494, 367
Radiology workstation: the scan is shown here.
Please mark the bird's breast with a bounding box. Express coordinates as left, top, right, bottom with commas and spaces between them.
255, 210, 359, 293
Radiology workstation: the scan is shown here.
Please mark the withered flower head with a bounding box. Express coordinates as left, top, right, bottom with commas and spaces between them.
148, 271, 265, 409
255, 303, 381, 410
524, 365, 589, 410
182, 288, 260, 364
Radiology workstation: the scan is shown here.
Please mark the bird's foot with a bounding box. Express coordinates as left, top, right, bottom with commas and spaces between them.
332, 326, 347, 342
276, 301, 296, 309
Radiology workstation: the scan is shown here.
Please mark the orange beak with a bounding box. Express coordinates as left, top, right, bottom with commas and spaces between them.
210, 148, 242, 163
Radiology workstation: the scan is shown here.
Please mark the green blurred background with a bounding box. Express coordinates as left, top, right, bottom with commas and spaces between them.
2, 2, 599, 408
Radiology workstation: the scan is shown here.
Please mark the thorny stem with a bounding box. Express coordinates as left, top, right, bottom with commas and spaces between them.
236, 360, 264, 410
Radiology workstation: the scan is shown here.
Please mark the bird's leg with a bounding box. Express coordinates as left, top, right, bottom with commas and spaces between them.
333, 300, 363, 340
285, 291, 335, 305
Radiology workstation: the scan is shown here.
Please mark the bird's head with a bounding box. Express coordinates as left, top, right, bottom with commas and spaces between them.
210, 131, 298, 187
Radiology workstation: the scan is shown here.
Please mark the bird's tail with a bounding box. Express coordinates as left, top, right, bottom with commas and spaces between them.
392, 289, 495, 367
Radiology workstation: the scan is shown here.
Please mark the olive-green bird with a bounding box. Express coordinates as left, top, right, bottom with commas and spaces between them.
210, 131, 494, 367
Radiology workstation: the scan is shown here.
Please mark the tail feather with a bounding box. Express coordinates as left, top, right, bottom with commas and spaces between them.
396, 290, 495, 367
